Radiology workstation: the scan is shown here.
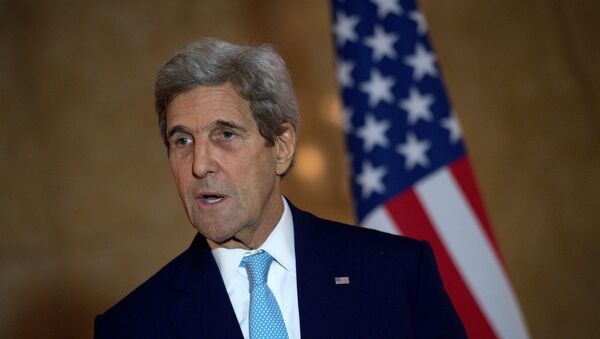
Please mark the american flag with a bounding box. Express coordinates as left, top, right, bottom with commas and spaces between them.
331, 0, 529, 338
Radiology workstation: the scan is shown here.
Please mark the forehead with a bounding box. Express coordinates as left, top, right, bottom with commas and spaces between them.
166, 83, 253, 127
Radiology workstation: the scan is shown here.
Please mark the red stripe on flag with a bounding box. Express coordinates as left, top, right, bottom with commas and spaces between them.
385, 189, 497, 339
449, 157, 505, 264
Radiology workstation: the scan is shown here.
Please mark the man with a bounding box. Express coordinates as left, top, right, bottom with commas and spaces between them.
95, 38, 466, 338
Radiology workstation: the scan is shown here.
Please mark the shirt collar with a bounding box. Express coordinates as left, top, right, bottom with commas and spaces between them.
210, 197, 296, 288
260, 198, 295, 273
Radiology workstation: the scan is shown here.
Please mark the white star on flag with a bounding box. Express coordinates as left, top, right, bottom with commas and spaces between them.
360, 69, 395, 108
365, 25, 399, 62
404, 43, 437, 81
369, 0, 403, 18
408, 11, 427, 35
441, 114, 462, 143
399, 86, 435, 124
396, 132, 431, 170
356, 160, 387, 199
334, 11, 360, 46
356, 114, 391, 151
337, 59, 354, 88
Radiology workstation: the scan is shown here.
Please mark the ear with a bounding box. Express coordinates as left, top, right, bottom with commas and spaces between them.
275, 122, 296, 176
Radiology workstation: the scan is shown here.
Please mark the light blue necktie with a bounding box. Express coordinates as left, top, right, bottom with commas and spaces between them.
242, 250, 289, 339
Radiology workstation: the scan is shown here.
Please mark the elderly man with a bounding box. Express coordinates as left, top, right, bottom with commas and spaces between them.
95, 38, 466, 338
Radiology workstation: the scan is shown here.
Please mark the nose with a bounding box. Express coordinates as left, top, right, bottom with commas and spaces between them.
192, 141, 218, 179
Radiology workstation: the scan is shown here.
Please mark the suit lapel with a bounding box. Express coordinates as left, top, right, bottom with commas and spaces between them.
167, 234, 244, 339
165, 204, 363, 338
291, 204, 360, 338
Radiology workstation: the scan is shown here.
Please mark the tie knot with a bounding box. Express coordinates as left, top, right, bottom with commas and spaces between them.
242, 250, 274, 289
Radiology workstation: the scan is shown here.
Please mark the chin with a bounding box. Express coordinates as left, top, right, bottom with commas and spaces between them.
192, 224, 234, 243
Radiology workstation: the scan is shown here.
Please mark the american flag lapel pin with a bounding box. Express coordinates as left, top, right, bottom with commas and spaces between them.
335, 276, 350, 285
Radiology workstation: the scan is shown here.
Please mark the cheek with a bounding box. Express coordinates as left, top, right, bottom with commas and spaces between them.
169, 162, 191, 195
231, 152, 275, 191
252, 154, 278, 191
246, 150, 277, 178
169, 163, 182, 183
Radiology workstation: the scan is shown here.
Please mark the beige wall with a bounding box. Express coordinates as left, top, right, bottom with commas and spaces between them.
1, 0, 598, 337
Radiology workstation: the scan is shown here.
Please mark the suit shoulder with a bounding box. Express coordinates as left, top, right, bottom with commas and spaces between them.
293, 205, 425, 255
98, 243, 192, 322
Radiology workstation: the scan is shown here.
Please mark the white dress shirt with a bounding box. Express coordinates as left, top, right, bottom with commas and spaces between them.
211, 198, 301, 339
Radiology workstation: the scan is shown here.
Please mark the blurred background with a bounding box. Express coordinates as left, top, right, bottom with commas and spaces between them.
1, 0, 599, 338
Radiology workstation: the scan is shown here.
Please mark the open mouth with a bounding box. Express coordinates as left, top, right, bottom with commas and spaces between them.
201, 194, 225, 205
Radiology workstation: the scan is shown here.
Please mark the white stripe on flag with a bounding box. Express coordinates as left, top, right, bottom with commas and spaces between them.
416, 168, 529, 339
362, 206, 401, 236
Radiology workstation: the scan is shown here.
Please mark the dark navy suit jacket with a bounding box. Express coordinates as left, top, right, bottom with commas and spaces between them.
95, 203, 466, 338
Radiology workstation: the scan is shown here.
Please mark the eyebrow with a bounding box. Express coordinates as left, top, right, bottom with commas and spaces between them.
167, 125, 191, 139
214, 119, 247, 132
167, 119, 248, 139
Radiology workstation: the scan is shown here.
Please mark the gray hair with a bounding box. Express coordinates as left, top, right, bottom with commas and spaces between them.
155, 38, 299, 159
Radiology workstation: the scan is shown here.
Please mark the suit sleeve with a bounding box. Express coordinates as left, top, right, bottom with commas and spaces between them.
94, 314, 114, 339
413, 241, 467, 338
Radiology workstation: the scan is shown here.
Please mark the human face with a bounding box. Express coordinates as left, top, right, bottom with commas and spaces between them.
166, 83, 294, 249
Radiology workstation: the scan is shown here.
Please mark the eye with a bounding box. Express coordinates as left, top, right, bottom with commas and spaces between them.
174, 136, 192, 146
221, 130, 236, 140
